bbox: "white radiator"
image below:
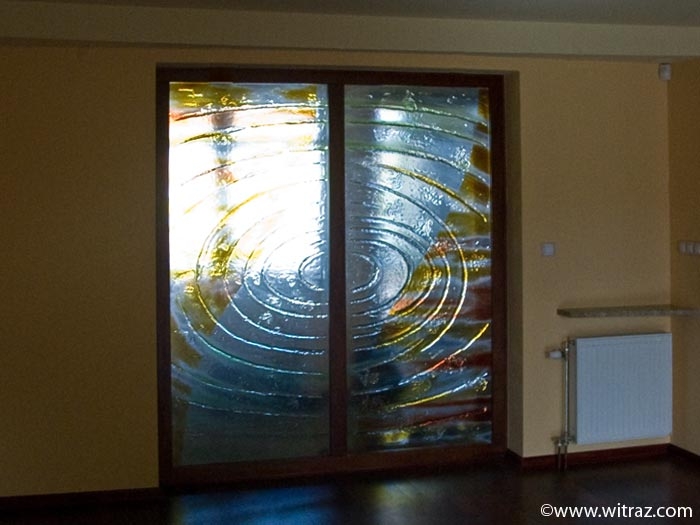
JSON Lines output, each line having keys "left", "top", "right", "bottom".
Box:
{"left": 571, "top": 333, "right": 672, "bottom": 445}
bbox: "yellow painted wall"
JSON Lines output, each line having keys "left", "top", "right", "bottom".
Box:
{"left": 668, "top": 59, "right": 700, "bottom": 457}
{"left": 515, "top": 60, "right": 672, "bottom": 456}
{"left": 0, "top": 43, "right": 672, "bottom": 496}
{"left": 0, "top": 46, "right": 158, "bottom": 496}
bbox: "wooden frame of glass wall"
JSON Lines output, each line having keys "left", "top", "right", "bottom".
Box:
{"left": 156, "top": 67, "right": 507, "bottom": 487}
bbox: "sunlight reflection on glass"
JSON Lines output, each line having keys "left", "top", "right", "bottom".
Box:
{"left": 169, "top": 83, "right": 330, "bottom": 465}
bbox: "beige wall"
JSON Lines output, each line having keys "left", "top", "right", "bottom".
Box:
{"left": 669, "top": 59, "right": 700, "bottom": 457}
{"left": 0, "top": 43, "right": 673, "bottom": 496}
{"left": 516, "top": 60, "right": 672, "bottom": 456}
{"left": 5, "top": 0, "right": 700, "bottom": 58}
{"left": 1, "top": 46, "right": 160, "bottom": 497}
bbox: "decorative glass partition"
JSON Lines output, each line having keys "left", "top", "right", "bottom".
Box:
{"left": 160, "top": 70, "right": 504, "bottom": 477}
{"left": 345, "top": 86, "right": 493, "bottom": 451}
{"left": 168, "top": 83, "right": 330, "bottom": 465}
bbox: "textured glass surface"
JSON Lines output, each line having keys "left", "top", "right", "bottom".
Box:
{"left": 345, "top": 86, "right": 493, "bottom": 451}
{"left": 169, "top": 83, "right": 329, "bottom": 465}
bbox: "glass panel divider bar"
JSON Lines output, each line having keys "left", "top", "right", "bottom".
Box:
{"left": 328, "top": 82, "right": 348, "bottom": 456}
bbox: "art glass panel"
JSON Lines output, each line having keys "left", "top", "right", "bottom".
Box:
{"left": 345, "top": 85, "right": 494, "bottom": 451}
{"left": 168, "top": 83, "right": 330, "bottom": 465}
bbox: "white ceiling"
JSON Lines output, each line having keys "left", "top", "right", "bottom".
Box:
{"left": 34, "top": 0, "right": 700, "bottom": 26}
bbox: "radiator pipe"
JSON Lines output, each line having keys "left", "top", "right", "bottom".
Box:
{"left": 555, "top": 338, "right": 574, "bottom": 470}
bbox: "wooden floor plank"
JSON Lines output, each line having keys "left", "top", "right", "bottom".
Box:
{"left": 1, "top": 455, "right": 698, "bottom": 524}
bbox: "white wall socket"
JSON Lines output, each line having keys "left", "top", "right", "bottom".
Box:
{"left": 677, "top": 240, "right": 700, "bottom": 256}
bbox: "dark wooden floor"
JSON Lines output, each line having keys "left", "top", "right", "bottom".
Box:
{"left": 2, "top": 455, "right": 698, "bottom": 524}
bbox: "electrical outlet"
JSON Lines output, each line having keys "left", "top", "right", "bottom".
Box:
{"left": 677, "top": 240, "right": 700, "bottom": 256}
